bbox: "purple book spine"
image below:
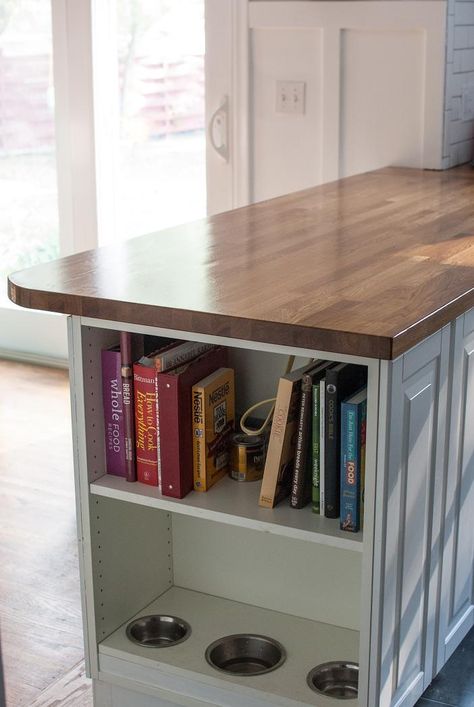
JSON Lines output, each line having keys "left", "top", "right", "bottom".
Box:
{"left": 101, "top": 348, "right": 127, "bottom": 477}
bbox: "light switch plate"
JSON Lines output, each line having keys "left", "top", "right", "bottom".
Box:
{"left": 276, "top": 81, "right": 306, "bottom": 115}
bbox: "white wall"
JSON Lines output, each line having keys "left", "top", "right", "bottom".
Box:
{"left": 340, "top": 29, "right": 425, "bottom": 178}
{"left": 443, "top": 0, "right": 474, "bottom": 166}
{"left": 249, "top": 1, "right": 447, "bottom": 202}
{"left": 252, "top": 26, "right": 323, "bottom": 199}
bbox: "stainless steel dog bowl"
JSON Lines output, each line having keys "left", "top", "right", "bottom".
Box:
{"left": 205, "top": 633, "right": 286, "bottom": 675}
{"left": 126, "top": 615, "right": 191, "bottom": 647}
{"left": 307, "top": 661, "right": 359, "bottom": 699}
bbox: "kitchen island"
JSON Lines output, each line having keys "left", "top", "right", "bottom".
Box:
{"left": 8, "top": 165, "right": 474, "bottom": 707}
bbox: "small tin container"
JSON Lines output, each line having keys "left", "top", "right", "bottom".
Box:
{"left": 230, "top": 433, "right": 266, "bottom": 482}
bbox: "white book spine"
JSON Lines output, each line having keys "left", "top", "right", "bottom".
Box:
{"left": 319, "top": 379, "right": 326, "bottom": 518}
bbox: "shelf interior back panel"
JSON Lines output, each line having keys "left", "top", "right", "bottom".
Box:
{"left": 172, "top": 514, "right": 361, "bottom": 629}
{"left": 99, "top": 586, "right": 359, "bottom": 707}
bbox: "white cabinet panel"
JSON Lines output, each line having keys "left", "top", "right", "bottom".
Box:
{"left": 437, "top": 310, "right": 474, "bottom": 668}
{"left": 251, "top": 27, "right": 323, "bottom": 202}
{"left": 376, "top": 327, "right": 450, "bottom": 707}
{"left": 249, "top": 2, "right": 446, "bottom": 200}
{"left": 340, "top": 29, "right": 425, "bottom": 177}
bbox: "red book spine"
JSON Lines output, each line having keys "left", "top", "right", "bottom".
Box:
{"left": 158, "top": 347, "right": 227, "bottom": 499}
{"left": 133, "top": 362, "right": 159, "bottom": 486}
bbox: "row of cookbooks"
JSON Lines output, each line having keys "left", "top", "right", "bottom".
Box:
{"left": 101, "top": 334, "right": 367, "bottom": 532}
{"left": 101, "top": 333, "right": 236, "bottom": 499}
{"left": 258, "top": 359, "right": 367, "bottom": 533}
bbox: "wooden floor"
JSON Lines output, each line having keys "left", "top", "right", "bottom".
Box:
{"left": 0, "top": 360, "right": 91, "bottom": 706}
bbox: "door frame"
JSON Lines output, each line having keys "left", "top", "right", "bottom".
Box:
{"left": 2, "top": 0, "right": 101, "bottom": 362}
{"left": 205, "top": 0, "right": 250, "bottom": 215}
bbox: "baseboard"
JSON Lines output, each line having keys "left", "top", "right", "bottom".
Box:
{"left": 0, "top": 348, "right": 68, "bottom": 369}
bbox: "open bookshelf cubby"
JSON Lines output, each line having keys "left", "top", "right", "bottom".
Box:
{"left": 91, "top": 492, "right": 362, "bottom": 706}
{"left": 78, "top": 321, "right": 369, "bottom": 706}
{"left": 99, "top": 587, "right": 359, "bottom": 707}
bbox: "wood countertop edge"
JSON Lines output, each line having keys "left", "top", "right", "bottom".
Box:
{"left": 390, "top": 288, "right": 474, "bottom": 359}
{"left": 8, "top": 275, "right": 392, "bottom": 360}
{"left": 9, "top": 276, "right": 474, "bottom": 362}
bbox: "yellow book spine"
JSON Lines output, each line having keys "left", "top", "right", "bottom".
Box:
{"left": 192, "top": 386, "right": 207, "bottom": 491}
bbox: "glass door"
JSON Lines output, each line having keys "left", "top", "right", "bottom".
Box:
{"left": 2, "top": 0, "right": 245, "bottom": 360}
{"left": 0, "top": 0, "right": 69, "bottom": 362}
{"left": 95, "top": 0, "right": 244, "bottom": 247}
{"left": 0, "top": 0, "right": 59, "bottom": 303}
{"left": 114, "top": 0, "right": 206, "bottom": 240}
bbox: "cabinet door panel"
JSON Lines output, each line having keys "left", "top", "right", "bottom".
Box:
{"left": 376, "top": 327, "right": 450, "bottom": 707}
{"left": 438, "top": 311, "right": 474, "bottom": 667}
{"left": 397, "top": 369, "right": 437, "bottom": 690}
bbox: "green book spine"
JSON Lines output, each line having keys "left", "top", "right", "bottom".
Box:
{"left": 312, "top": 383, "right": 320, "bottom": 513}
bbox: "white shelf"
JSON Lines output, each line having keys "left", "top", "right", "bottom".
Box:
{"left": 90, "top": 474, "right": 363, "bottom": 552}
{"left": 99, "top": 586, "right": 359, "bottom": 707}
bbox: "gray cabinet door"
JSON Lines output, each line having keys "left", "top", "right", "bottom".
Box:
{"left": 374, "top": 326, "right": 450, "bottom": 707}
{"left": 437, "top": 309, "right": 474, "bottom": 670}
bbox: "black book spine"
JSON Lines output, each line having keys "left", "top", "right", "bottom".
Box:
{"left": 324, "top": 368, "right": 340, "bottom": 518}
{"left": 290, "top": 374, "right": 313, "bottom": 508}
{"left": 120, "top": 331, "right": 137, "bottom": 483}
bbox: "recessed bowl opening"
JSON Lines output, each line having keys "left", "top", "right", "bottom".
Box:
{"left": 126, "top": 614, "right": 191, "bottom": 648}
{"left": 205, "top": 633, "right": 286, "bottom": 676}
{"left": 307, "top": 661, "right": 359, "bottom": 700}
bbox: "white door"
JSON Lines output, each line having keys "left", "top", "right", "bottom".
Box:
{"left": 1, "top": 0, "right": 245, "bottom": 361}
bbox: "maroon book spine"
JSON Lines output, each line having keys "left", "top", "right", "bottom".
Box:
{"left": 101, "top": 347, "right": 127, "bottom": 477}
{"left": 120, "top": 332, "right": 137, "bottom": 482}
{"left": 133, "top": 361, "right": 159, "bottom": 486}
{"left": 158, "top": 347, "right": 227, "bottom": 499}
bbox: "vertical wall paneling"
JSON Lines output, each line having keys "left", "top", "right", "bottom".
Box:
{"left": 322, "top": 27, "right": 341, "bottom": 183}
{"left": 376, "top": 327, "right": 450, "bottom": 707}
{"left": 437, "top": 309, "right": 474, "bottom": 669}
{"left": 249, "top": 2, "right": 446, "bottom": 202}
{"left": 443, "top": 0, "right": 474, "bottom": 168}
{"left": 340, "top": 29, "right": 425, "bottom": 177}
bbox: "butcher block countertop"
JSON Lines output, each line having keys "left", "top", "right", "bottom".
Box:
{"left": 8, "top": 165, "right": 474, "bottom": 360}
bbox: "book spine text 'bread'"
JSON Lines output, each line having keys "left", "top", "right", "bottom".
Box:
{"left": 120, "top": 332, "right": 137, "bottom": 482}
